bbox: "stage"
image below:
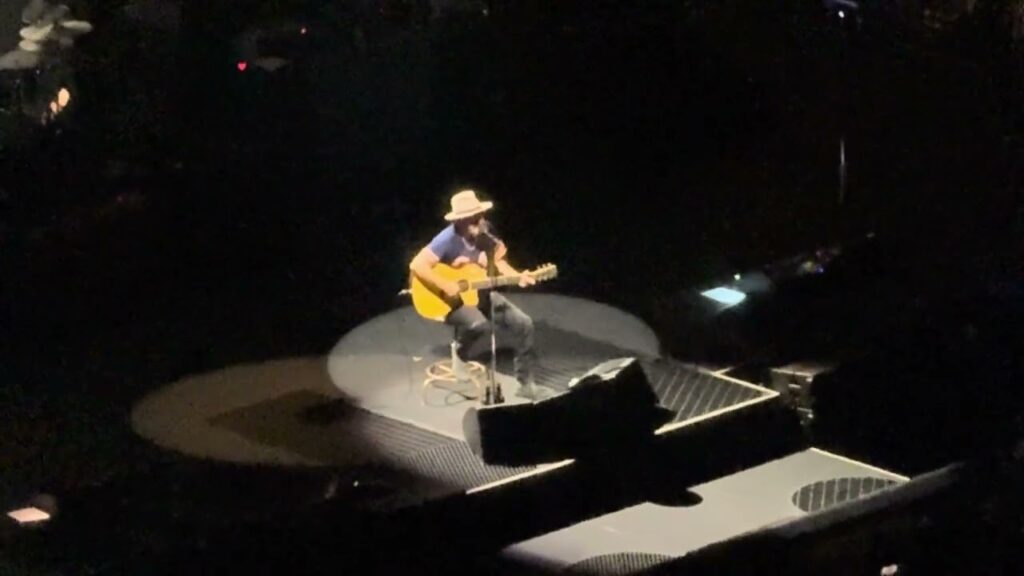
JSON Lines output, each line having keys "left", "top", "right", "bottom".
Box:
{"left": 500, "top": 447, "right": 909, "bottom": 573}
{"left": 122, "top": 291, "right": 920, "bottom": 571}
{"left": 131, "top": 293, "right": 779, "bottom": 503}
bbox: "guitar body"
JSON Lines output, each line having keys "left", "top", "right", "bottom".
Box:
{"left": 409, "top": 263, "right": 485, "bottom": 321}
{"left": 408, "top": 261, "right": 558, "bottom": 321}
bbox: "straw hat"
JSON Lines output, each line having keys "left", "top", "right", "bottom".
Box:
{"left": 444, "top": 190, "right": 493, "bottom": 222}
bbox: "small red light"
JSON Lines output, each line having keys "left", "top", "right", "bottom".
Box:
{"left": 237, "top": 61, "right": 248, "bottom": 72}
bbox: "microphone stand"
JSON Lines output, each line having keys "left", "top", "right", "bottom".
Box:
{"left": 482, "top": 238, "right": 504, "bottom": 405}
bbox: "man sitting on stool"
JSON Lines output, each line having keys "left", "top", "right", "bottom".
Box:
{"left": 409, "top": 190, "right": 556, "bottom": 401}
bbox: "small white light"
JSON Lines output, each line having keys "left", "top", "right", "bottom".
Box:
{"left": 7, "top": 507, "right": 50, "bottom": 525}
{"left": 838, "top": 10, "right": 846, "bottom": 18}
{"left": 880, "top": 565, "right": 899, "bottom": 576}
{"left": 733, "top": 273, "right": 741, "bottom": 281}
{"left": 701, "top": 287, "right": 746, "bottom": 306}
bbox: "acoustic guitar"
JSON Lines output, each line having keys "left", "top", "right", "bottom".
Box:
{"left": 408, "top": 262, "right": 558, "bottom": 320}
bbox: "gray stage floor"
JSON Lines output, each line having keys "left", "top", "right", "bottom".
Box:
{"left": 127, "top": 293, "right": 910, "bottom": 557}
{"left": 325, "top": 293, "right": 771, "bottom": 440}
{"left": 130, "top": 294, "right": 779, "bottom": 501}
{"left": 501, "top": 448, "right": 910, "bottom": 573}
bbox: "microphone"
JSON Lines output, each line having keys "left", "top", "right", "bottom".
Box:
{"left": 475, "top": 221, "right": 499, "bottom": 251}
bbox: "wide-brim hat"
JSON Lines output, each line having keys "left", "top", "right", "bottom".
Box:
{"left": 444, "top": 189, "right": 493, "bottom": 222}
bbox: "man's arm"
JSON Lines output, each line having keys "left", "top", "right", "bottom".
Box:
{"left": 410, "top": 247, "right": 460, "bottom": 297}
{"left": 492, "top": 241, "right": 515, "bottom": 274}
{"left": 492, "top": 241, "right": 535, "bottom": 285}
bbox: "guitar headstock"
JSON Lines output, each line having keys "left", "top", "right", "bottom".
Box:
{"left": 529, "top": 263, "right": 559, "bottom": 282}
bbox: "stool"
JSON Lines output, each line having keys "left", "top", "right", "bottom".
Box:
{"left": 423, "top": 329, "right": 486, "bottom": 397}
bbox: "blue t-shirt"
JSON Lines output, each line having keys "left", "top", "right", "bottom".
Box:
{"left": 427, "top": 223, "right": 499, "bottom": 266}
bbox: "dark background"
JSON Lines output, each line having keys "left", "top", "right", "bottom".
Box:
{"left": 1, "top": 0, "right": 1023, "bottom": 571}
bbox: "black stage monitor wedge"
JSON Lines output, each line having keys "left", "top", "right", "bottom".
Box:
{"left": 462, "top": 358, "right": 674, "bottom": 466}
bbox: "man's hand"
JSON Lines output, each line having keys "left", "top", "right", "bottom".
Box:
{"left": 518, "top": 271, "right": 536, "bottom": 288}
{"left": 441, "top": 280, "right": 462, "bottom": 299}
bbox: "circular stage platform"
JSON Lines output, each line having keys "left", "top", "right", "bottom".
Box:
{"left": 131, "top": 293, "right": 661, "bottom": 468}
{"left": 326, "top": 293, "right": 661, "bottom": 438}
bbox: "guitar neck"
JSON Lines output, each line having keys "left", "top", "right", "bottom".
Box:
{"left": 468, "top": 274, "right": 523, "bottom": 291}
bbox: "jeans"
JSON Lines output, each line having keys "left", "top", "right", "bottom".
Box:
{"left": 445, "top": 292, "right": 536, "bottom": 385}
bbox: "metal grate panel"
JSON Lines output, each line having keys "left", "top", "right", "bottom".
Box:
{"left": 399, "top": 441, "right": 537, "bottom": 491}
{"left": 535, "top": 355, "right": 614, "bottom": 391}
{"left": 564, "top": 553, "right": 674, "bottom": 575}
{"left": 341, "top": 409, "right": 458, "bottom": 458}
{"left": 639, "top": 359, "right": 769, "bottom": 423}
{"left": 792, "top": 476, "right": 899, "bottom": 513}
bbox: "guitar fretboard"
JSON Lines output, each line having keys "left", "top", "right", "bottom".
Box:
{"left": 469, "top": 275, "right": 522, "bottom": 290}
